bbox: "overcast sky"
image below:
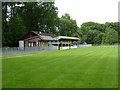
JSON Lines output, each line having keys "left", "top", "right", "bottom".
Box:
{"left": 55, "top": 0, "right": 119, "bottom": 27}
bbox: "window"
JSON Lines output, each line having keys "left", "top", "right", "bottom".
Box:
{"left": 41, "top": 42, "right": 43, "bottom": 46}
{"left": 44, "top": 42, "right": 46, "bottom": 46}
{"left": 28, "top": 43, "right": 31, "bottom": 47}
{"left": 31, "top": 43, "right": 33, "bottom": 47}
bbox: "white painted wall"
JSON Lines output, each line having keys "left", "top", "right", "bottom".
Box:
{"left": 63, "top": 46, "right": 69, "bottom": 50}
{"left": 19, "top": 41, "right": 24, "bottom": 47}
{"left": 60, "top": 46, "right": 77, "bottom": 50}
{"left": 71, "top": 46, "right": 77, "bottom": 49}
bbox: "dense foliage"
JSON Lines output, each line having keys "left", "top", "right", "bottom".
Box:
{"left": 2, "top": 2, "right": 119, "bottom": 47}
{"left": 80, "top": 22, "right": 118, "bottom": 44}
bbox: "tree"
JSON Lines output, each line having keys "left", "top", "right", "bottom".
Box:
{"left": 4, "top": 17, "right": 27, "bottom": 47}
{"left": 80, "top": 35, "right": 87, "bottom": 44}
{"left": 2, "top": 2, "right": 59, "bottom": 47}
{"left": 94, "top": 33, "right": 105, "bottom": 44}
{"left": 2, "top": 2, "right": 119, "bottom": 47}
{"left": 79, "top": 22, "right": 105, "bottom": 44}
{"left": 80, "top": 22, "right": 105, "bottom": 34}
{"left": 105, "top": 22, "right": 118, "bottom": 32}
{"left": 59, "top": 13, "right": 78, "bottom": 37}
{"left": 86, "top": 30, "right": 100, "bottom": 44}
{"left": 2, "top": 2, "right": 9, "bottom": 46}
{"left": 102, "top": 27, "right": 118, "bottom": 44}
{"left": 17, "top": 2, "right": 59, "bottom": 34}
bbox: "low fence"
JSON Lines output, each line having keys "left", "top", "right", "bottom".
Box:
{"left": 92, "top": 44, "right": 118, "bottom": 46}
{"left": 2, "top": 46, "right": 58, "bottom": 56}
{"left": 78, "top": 44, "right": 92, "bottom": 47}
{"left": 78, "top": 44, "right": 118, "bottom": 47}
{"left": 1, "top": 44, "right": 119, "bottom": 56}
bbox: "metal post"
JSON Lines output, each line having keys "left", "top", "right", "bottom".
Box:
{"left": 46, "top": 41, "right": 48, "bottom": 47}
{"left": 58, "top": 40, "right": 59, "bottom": 50}
{"left": 75, "top": 41, "right": 76, "bottom": 46}
{"left": 68, "top": 40, "right": 69, "bottom": 47}
{"left": 43, "top": 42, "right": 44, "bottom": 47}
{"left": 76, "top": 41, "right": 77, "bottom": 46}
{"left": 70, "top": 40, "right": 71, "bottom": 48}
{"left": 65, "top": 40, "right": 66, "bottom": 47}
{"left": 77, "top": 41, "right": 78, "bottom": 48}
{"left": 61, "top": 40, "right": 63, "bottom": 50}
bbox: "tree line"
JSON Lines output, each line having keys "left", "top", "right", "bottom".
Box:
{"left": 2, "top": 2, "right": 119, "bottom": 47}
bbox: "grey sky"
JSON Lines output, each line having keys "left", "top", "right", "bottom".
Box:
{"left": 55, "top": 0, "right": 119, "bottom": 27}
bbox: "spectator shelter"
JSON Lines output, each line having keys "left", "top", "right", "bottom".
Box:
{"left": 19, "top": 31, "right": 80, "bottom": 50}
{"left": 50, "top": 36, "right": 80, "bottom": 50}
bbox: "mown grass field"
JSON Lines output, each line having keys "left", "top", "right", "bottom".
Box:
{"left": 2, "top": 46, "right": 118, "bottom": 88}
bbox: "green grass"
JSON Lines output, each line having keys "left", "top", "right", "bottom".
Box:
{"left": 2, "top": 46, "right": 118, "bottom": 88}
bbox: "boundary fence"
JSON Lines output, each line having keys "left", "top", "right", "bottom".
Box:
{"left": 1, "top": 44, "right": 118, "bottom": 56}
{"left": 79, "top": 44, "right": 118, "bottom": 47}
{"left": 1, "top": 46, "right": 58, "bottom": 56}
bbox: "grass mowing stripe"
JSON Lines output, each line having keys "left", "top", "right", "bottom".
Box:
{"left": 2, "top": 46, "right": 118, "bottom": 88}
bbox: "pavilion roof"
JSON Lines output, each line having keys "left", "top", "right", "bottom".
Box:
{"left": 56, "top": 36, "right": 80, "bottom": 40}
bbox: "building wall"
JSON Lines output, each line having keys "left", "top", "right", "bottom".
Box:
{"left": 25, "top": 37, "right": 41, "bottom": 47}
{"left": 39, "top": 41, "right": 48, "bottom": 47}
{"left": 24, "top": 37, "right": 49, "bottom": 47}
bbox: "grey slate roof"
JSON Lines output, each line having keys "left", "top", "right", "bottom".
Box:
{"left": 39, "top": 35, "right": 56, "bottom": 41}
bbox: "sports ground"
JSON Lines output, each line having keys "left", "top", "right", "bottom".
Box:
{"left": 2, "top": 46, "right": 118, "bottom": 88}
